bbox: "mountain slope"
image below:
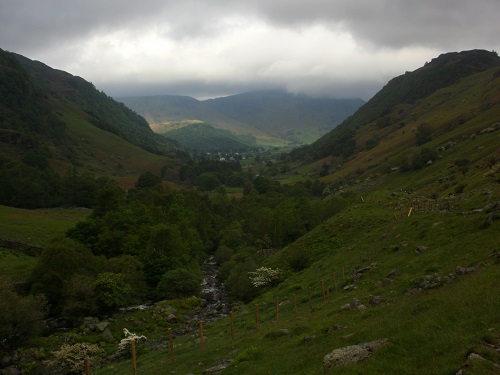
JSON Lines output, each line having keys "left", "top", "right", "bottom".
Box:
{"left": 119, "top": 91, "right": 364, "bottom": 146}
{"left": 294, "top": 49, "right": 500, "bottom": 161}
{"left": 0, "top": 48, "right": 182, "bottom": 207}
{"left": 14, "top": 53, "right": 174, "bottom": 156}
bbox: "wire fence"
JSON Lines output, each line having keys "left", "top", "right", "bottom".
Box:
{"left": 76, "top": 197, "right": 453, "bottom": 374}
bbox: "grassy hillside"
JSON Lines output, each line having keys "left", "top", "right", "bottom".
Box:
{"left": 90, "top": 188, "right": 498, "bottom": 375}
{"left": 162, "top": 122, "right": 256, "bottom": 152}
{"left": 0, "top": 48, "right": 184, "bottom": 207}
{"left": 14, "top": 53, "right": 175, "bottom": 156}
{"left": 295, "top": 49, "right": 500, "bottom": 161}
{"left": 1, "top": 49, "right": 498, "bottom": 374}
{"left": 119, "top": 91, "right": 364, "bottom": 146}
{"left": 86, "top": 51, "right": 499, "bottom": 374}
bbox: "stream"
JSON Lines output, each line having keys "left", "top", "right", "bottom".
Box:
{"left": 198, "top": 256, "right": 230, "bottom": 323}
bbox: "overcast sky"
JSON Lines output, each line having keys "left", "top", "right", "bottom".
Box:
{"left": 1, "top": 1, "right": 499, "bottom": 100}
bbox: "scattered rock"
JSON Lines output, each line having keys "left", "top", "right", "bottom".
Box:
{"left": 165, "top": 314, "right": 178, "bottom": 323}
{"left": 94, "top": 321, "right": 109, "bottom": 332}
{"left": 340, "top": 304, "right": 351, "bottom": 310}
{"left": 416, "top": 274, "right": 442, "bottom": 290}
{"left": 456, "top": 266, "right": 476, "bottom": 275}
{"left": 415, "top": 245, "right": 428, "bottom": 254}
{"left": 328, "top": 324, "right": 347, "bottom": 332}
{"left": 386, "top": 269, "right": 399, "bottom": 279}
{"left": 203, "top": 359, "right": 233, "bottom": 374}
{"left": 369, "top": 296, "right": 385, "bottom": 306}
{"left": 405, "top": 288, "right": 422, "bottom": 296}
{"left": 343, "top": 284, "right": 357, "bottom": 291}
{"left": 357, "top": 304, "right": 367, "bottom": 312}
{"left": 323, "top": 339, "right": 388, "bottom": 370}
{"left": 349, "top": 298, "right": 361, "bottom": 308}
{"left": 102, "top": 327, "right": 115, "bottom": 342}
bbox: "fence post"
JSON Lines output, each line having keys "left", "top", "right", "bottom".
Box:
{"left": 230, "top": 311, "right": 235, "bottom": 340}
{"left": 199, "top": 321, "right": 204, "bottom": 352}
{"left": 255, "top": 304, "right": 259, "bottom": 332}
{"left": 276, "top": 297, "right": 279, "bottom": 322}
{"left": 168, "top": 328, "right": 175, "bottom": 364}
{"left": 84, "top": 356, "right": 90, "bottom": 375}
{"left": 131, "top": 339, "right": 137, "bottom": 375}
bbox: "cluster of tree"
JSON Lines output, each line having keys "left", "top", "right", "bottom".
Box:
{"left": 179, "top": 158, "right": 247, "bottom": 190}
{"left": 22, "top": 172, "right": 351, "bottom": 323}
{"left": 0, "top": 157, "right": 111, "bottom": 208}
{"left": 163, "top": 122, "right": 255, "bottom": 152}
{"left": 0, "top": 48, "right": 65, "bottom": 140}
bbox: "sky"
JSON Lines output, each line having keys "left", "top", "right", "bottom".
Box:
{"left": 1, "top": 0, "right": 499, "bottom": 100}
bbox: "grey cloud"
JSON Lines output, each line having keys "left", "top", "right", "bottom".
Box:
{"left": 3, "top": 0, "right": 499, "bottom": 53}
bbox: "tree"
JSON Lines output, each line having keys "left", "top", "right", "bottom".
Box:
{"left": 29, "top": 238, "right": 102, "bottom": 312}
{"left": 196, "top": 172, "right": 221, "bottom": 191}
{"left": 156, "top": 268, "right": 202, "bottom": 299}
{"left": 94, "top": 272, "right": 131, "bottom": 312}
{"left": 0, "top": 277, "right": 48, "bottom": 348}
{"left": 454, "top": 158, "right": 470, "bottom": 178}
{"left": 135, "top": 171, "right": 161, "bottom": 189}
{"left": 92, "top": 181, "right": 125, "bottom": 217}
{"left": 415, "top": 123, "right": 432, "bottom": 145}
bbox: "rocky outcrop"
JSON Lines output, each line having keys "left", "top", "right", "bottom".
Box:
{"left": 323, "top": 339, "right": 388, "bottom": 370}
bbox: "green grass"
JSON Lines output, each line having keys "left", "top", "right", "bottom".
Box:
{"left": 0, "top": 248, "right": 37, "bottom": 281}
{"left": 0, "top": 205, "right": 90, "bottom": 246}
{"left": 90, "top": 188, "right": 499, "bottom": 374}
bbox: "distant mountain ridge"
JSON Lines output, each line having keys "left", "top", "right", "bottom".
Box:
{"left": 118, "top": 90, "right": 364, "bottom": 146}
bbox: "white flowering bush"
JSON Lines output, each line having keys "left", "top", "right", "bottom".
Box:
{"left": 46, "top": 342, "right": 103, "bottom": 374}
{"left": 248, "top": 267, "right": 282, "bottom": 287}
{"left": 118, "top": 328, "right": 147, "bottom": 350}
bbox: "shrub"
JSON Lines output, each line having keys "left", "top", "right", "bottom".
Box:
{"left": 156, "top": 268, "right": 202, "bottom": 299}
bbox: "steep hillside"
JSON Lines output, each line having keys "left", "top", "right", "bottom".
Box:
{"left": 0, "top": 48, "right": 182, "bottom": 207}
{"left": 295, "top": 49, "right": 500, "bottom": 161}
{"left": 119, "top": 90, "right": 364, "bottom": 146}
{"left": 14, "top": 53, "right": 174, "bottom": 156}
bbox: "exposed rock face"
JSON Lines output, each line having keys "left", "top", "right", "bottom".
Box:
{"left": 323, "top": 339, "right": 388, "bottom": 370}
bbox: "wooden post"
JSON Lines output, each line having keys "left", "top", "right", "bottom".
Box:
{"left": 321, "top": 280, "right": 325, "bottom": 300}
{"left": 168, "top": 328, "right": 175, "bottom": 364}
{"left": 255, "top": 304, "right": 259, "bottom": 332}
{"left": 131, "top": 339, "right": 137, "bottom": 375}
{"left": 276, "top": 296, "right": 279, "bottom": 321}
{"left": 84, "top": 357, "right": 90, "bottom": 375}
{"left": 408, "top": 207, "right": 413, "bottom": 217}
{"left": 309, "top": 287, "right": 313, "bottom": 312}
{"left": 230, "top": 311, "right": 235, "bottom": 340}
{"left": 294, "top": 294, "right": 298, "bottom": 320}
{"left": 199, "top": 321, "right": 204, "bottom": 352}
{"left": 332, "top": 272, "right": 337, "bottom": 291}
